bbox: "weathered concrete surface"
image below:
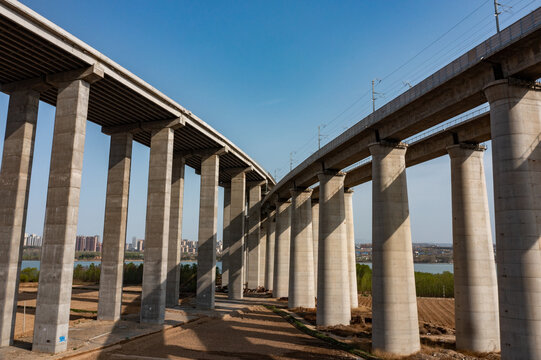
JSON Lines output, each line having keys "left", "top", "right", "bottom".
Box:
{"left": 273, "top": 200, "right": 291, "bottom": 299}
{"left": 140, "top": 127, "right": 174, "bottom": 324}
{"left": 369, "top": 142, "right": 420, "bottom": 356}
{"left": 98, "top": 133, "right": 133, "bottom": 321}
{"left": 0, "top": 90, "right": 39, "bottom": 347}
{"left": 447, "top": 144, "right": 500, "bottom": 353}
{"left": 166, "top": 154, "right": 185, "bottom": 307}
{"left": 229, "top": 171, "right": 246, "bottom": 300}
{"left": 247, "top": 182, "right": 262, "bottom": 289}
{"left": 221, "top": 184, "right": 231, "bottom": 288}
{"left": 259, "top": 216, "right": 267, "bottom": 287}
{"left": 33, "top": 80, "right": 90, "bottom": 353}
{"left": 311, "top": 200, "right": 319, "bottom": 293}
{"left": 484, "top": 79, "right": 541, "bottom": 359}
{"left": 196, "top": 155, "right": 220, "bottom": 310}
{"left": 288, "top": 188, "right": 315, "bottom": 309}
{"left": 264, "top": 210, "right": 276, "bottom": 291}
{"left": 344, "top": 189, "right": 358, "bottom": 309}
{"left": 316, "top": 171, "right": 350, "bottom": 326}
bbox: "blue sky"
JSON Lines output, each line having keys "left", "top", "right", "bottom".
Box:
{"left": 0, "top": 0, "right": 538, "bottom": 244}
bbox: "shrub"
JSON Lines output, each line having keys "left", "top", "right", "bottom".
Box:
{"left": 20, "top": 267, "right": 39, "bottom": 282}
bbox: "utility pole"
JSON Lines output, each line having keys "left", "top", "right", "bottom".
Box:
{"left": 372, "top": 79, "right": 382, "bottom": 113}
{"left": 318, "top": 124, "right": 326, "bottom": 149}
{"left": 494, "top": 0, "right": 501, "bottom": 33}
{"left": 289, "top": 152, "right": 295, "bottom": 171}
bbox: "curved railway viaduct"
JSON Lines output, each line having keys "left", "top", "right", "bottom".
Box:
{"left": 1, "top": 1, "right": 541, "bottom": 360}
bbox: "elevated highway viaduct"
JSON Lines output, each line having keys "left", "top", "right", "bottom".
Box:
{"left": 259, "top": 6, "right": 541, "bottom": 359}
{"left": 0, "top": 0, "right": 274, "bottom": 354}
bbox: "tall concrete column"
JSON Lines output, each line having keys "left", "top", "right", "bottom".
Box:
{"left": 97, "top": 132, "right": 133, "bottom": 321}
{"left": 484, "top": 79, "right": 541, "bottom": 359}
{"left": 229, "top": 170, "right": 246, "bottom": 299}
{"left": 273, "top": 199, "right": 291, "bottom": 298}
{"left": 140, "top": 127, "right": 174, "bottom": 324}
{"left": 264, "top": 209, "right": 276, "bottom": 290}
{"left": 311, "top": 200, "right": 319, "bottom": 294}
{"left": 316, "top": 171, "right": 350, "bottom": 326}
{"left": 221, "top": 184, "right": 231, "bottom": 288}
{"left": 288, "top": 188, "right": 315, "bottom": 309}
{"left": 259, "top": 216, "right": 267, "bottom": 286}
{"left": 369, "top": 142, "right": 420, "bottom": 356}
{"left": 33, "top": 79, "right": 92, "bottom": 353}
{"left": 0, "top": 90, "right": 39, "bottom": 347}
{"left": 196, "top": 154, "right": 220, "bottom": 309}
{"left": 447, "top": 144, "right": 499, "bottom": 353}
{"left": 247, "top": 182, "right": 262, "bottom": 289}
{"left": 344, "top": 189, "right": 358, "bottom": 309}
{"left": 166, "top": 154, "right": 185, "bottom": 307}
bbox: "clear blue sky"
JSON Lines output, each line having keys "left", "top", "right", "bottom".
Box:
{"left": 0, "top": 0, "right": 538, "bottom": 244}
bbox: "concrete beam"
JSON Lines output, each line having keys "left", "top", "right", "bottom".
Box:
{"left": 101, "top": 117, "right": 186, "bottom": 135}
{"left": 98, "top": 132, "right": 133, "bottom": 321}
{"left": 0, "top": 90, "right": 39, "bottom": 347}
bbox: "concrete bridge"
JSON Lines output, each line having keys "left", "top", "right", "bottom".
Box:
{"left": 1, "top": 1, "right": 541, "bottom": 359}
{"left": 257, "top": 6, "right": 541, "bottom": 360}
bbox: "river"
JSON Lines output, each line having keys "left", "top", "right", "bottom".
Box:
{"left": 21, "top": 260, "right": 452, "bottom": 274}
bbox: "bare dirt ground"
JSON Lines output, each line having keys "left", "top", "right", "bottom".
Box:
{"left": 14, "top": 283, "right": 141, "bottom": 340}
{"left": 73, "top": 305, "right": 356, "bottom": 360}
{"left": 295, "top": 295, "right": 499, "bottom": 360}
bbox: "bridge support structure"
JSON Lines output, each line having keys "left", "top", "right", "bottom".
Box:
{"left": 221, "top": 184, "right": 231, "bottom": 288}
{"left": 273, "top": 199, "right": 291, "bottom": 299}
{"left": 264, "top": 209, "right": 276, "bottom": 291}
{"left": 229, "top": 170, "right": 247, "bottom": 300}
{"left": 98, "top": 132, "right": 133, "bottom": 321}
{"left": 288, "top": 188, "right": 315, "bottom": 309}
{"left": 316, "top": 170, "right": 350, "bottom": 326}
{"left": 247, "top": 182, "right": 263, "bottom": 289}
{"left": 311, "top": 200, "right": 319, "bottom": 293}
{"left": 369, "top": 142, "right": 420, "bottom": 356}
{"left": 484, "top": 79, "right": 541, "bottom": 359}
{"left": 0, "top": 89, "right": 39, "bottom": 347}
{"left": 447, "top": 143, "right": 500, "bottom": 352}
{"left": 344, "top": 188, "right": 358, "bottom": 309}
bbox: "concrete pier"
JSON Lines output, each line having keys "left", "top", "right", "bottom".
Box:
{"left": 484, "top": 79, "right": 541, "bottom": 359}
{"left": 166, "top": 154, "right": 185, "bottom": 307}
{"left": 0, "top": 90, "right": 39, "bottom": 347}
{"left": 196, "top": 154, "right": 220, "bottom": 309}
{"left": 221, "top": 184, "right": 231, "bottom": 288}
{"left": 316, "top": 171, "right": 350, "bottom": 326}
{"left": 288, "top": 188, "right": 315, "bottom": 309}
{"left": 344, "top": 189, "right": 358, "bottom": 309}
{"left": 98, "top": 132, "right": 133, "bottom": 321}
{"left": 247, "top": 182, "right": 263, "bottom": 289}
{"left": 311, "top": 200, "right": 319, "bottom": 293}
{"left": 264, "top": 210, "right": 276, "bottom": 290}
{"left": 369, "top": 142, "right": 420, "bottom": 356}
{"left": 229, "top": 170, "right": 246, "bottom": 299}
{"left": 259, "top": 216, "right": 267, "bottom": 287}
{"left": 33, "top": 79, "right": 91, "bottom": 353}
{"left": 447, "top": 144, "right": 499, "bottom": 353}
{"left": 273, "top": 199, "right": 291, "bottom": 299}
{"left": 140, "top": 127, "right": 174, "bottom": 324}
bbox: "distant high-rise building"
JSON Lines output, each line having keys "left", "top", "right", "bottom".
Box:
{"left": 137, "top": 239, "right": 144, "bottom": 252}
{"left": 75, "top": 235, "right": 100, "bottom": 252}
{"left": 24, "top": 233, "right": 42, "bottom": 247}
{"left": 132, "top": 236, "right": 137, "bottom": 250}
